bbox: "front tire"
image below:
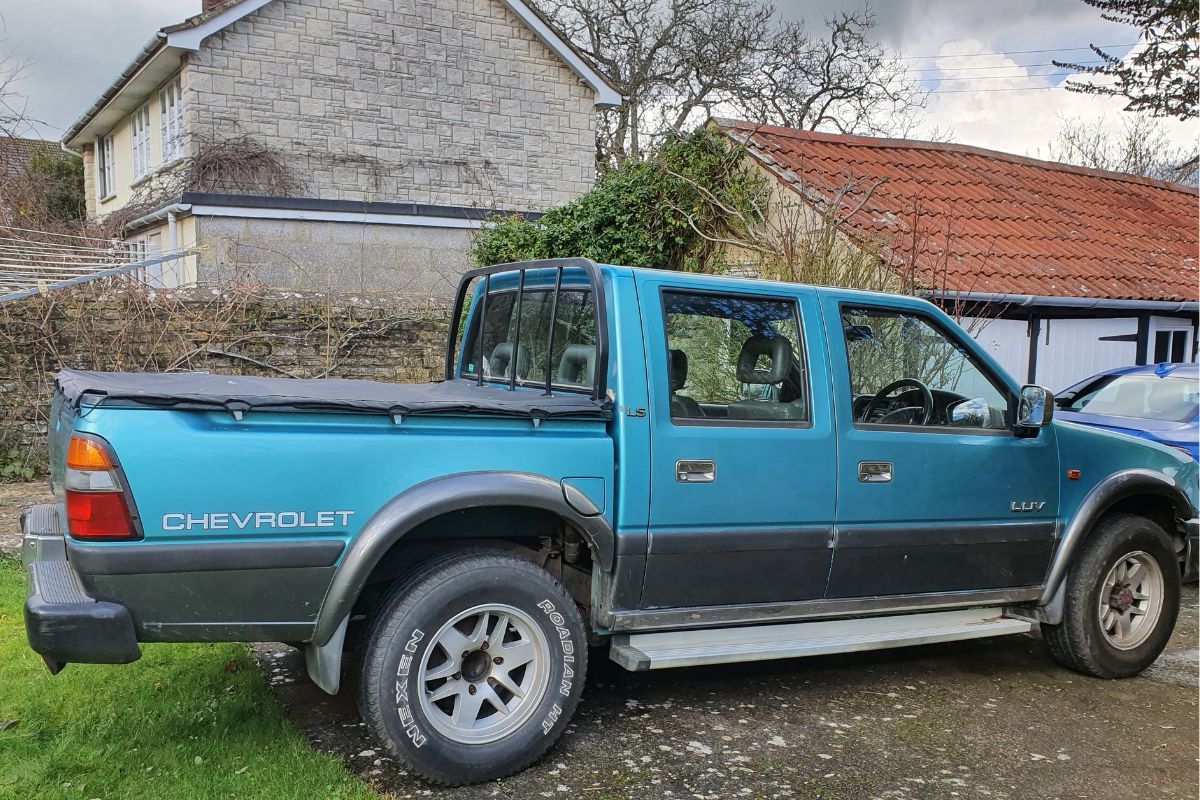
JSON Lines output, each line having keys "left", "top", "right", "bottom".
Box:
{"left": 358, "top": 548, "right": 587, "bottom": 785}
{"left": 1043, "top": 513, "right": 1180, "bottom": 678}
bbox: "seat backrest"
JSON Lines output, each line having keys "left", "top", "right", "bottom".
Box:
{"left": 557, "top": 344, "right": 595, "bottom": 387}
{"left": 727, "top": 335, "right": 800, "bottom": 420}
{"left": 669, "top": 348, "right": 689, "bottom": 391}
{"left": 490, "top": 342, "right": 530, "bottom": 380}
{"left": 736, "top": 335, "right": 792, "bottom": 386}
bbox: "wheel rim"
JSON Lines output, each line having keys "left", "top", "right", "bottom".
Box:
{"left": 417, "top": 603, "right": 551, "bottom": 744}
{"left": 1097, "top": 550, "right": 1165, "bottom": 651}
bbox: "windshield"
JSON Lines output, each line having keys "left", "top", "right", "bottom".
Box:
{"left": 1066, "top": 374, "right": 1198, "bottom": 423}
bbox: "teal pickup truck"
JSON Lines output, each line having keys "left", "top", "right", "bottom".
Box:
{"left": 22, "top": 259, "right": 1199, "bottom": 784}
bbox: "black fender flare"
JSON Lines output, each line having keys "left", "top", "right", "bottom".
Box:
{"left": 311, "top": 471, "right": 614, "bottom": 645}
{"left": 1038, "top": 468, "right": 1193, "bottom": 607}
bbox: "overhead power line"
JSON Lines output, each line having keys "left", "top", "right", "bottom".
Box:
{"left": 895, "top": 43, "right": 1138, "bottom": 61}
{"left": 900, "top": 59, "right": 1107, "bottom": 74}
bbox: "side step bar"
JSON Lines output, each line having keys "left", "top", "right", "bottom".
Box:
{"left": 608, "top": 608, "right": 1031, "bottom": 671}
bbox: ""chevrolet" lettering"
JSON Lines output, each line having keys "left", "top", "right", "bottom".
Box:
{"left": 161, "top": 510, "right": 354, "bottom": 531}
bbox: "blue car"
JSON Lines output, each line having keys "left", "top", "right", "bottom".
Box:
{"left": 1056, "top": 363, "right": 1199, "bottom": 461}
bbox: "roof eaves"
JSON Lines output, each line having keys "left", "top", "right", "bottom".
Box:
{"left": 60, "top": 33, "right": 167, "bottom": 149}
{"left": 501, "top": 0, "right": 623, "bottom": 108}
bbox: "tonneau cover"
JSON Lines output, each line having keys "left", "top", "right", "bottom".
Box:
{"left": 54, "top": 369, "right": 611, "bottom": 420}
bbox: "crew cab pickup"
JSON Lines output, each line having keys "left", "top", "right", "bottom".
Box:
{"left": 22, "top": 258, "right": 1200, "bottom": 785}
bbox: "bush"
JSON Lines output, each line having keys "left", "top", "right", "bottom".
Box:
{"left": 471, "top": 127, "right": 766, "bottom": 271}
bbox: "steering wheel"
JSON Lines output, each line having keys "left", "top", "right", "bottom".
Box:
{"left": 862, "top": 378, "right": 934, "bottom": 425}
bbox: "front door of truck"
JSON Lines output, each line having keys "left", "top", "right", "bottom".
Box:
{"left": 638, "top": 276, "right": 837, "bottom": 609}
{"left": 825, "top": 298, "right": 1060, "bottom": 598}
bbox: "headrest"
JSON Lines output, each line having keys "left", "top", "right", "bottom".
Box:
{"left": 736, "top": 336, "right": 792, "bottom": 384}
{"left": 669, "top": 349, "right": 688, "bottom": 392}
{"left": 557, "top": 344, "right": 595, "bottom": 387}
{"left": 490, "top": 342, "right": 529, "bottom": 380}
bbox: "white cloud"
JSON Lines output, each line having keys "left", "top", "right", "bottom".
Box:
{"left": 917, "top": 38, "right": 1198, "bottom": 160}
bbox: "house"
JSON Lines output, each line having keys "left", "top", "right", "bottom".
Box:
{"left": 60, "top": 0, "right": 619, "bottom": 295}
{"left": 716, "top": 119, "right": 1199, "bottom": 391}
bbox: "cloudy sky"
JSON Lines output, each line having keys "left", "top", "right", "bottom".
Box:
{"left": 0, "top": 0, "right": 1194, "bottom": 158}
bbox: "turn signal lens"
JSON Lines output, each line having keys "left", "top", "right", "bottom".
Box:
{"left": 65, "top": 489, "right": 134, "bottom": 539}
{"left": 67, "top": 436, "right": 113, "bottom": 470}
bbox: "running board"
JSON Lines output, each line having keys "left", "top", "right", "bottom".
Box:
{"left": 608, "top": 607, "right": 1031, "bottom": 671}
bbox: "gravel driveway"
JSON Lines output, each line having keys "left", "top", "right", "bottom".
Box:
{"left": 4, "top": 483, "right": 1195, "bottom": 799}
{"left": 257, "top": 589, "right": 1198, "bottom": 800}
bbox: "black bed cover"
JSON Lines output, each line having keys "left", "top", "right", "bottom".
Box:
{"left": 54, "top": 369, "right": 611, "bottom": 421}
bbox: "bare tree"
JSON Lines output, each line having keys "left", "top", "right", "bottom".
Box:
{"left": 541, "top": 0, "right": 924, "bottom": 169}
{"left": 0, "top": 44, "right": 32, "bottom": 138}
{"left": 1043, "top": 114, "right": 1198, "bottom": 185}
{"left": 1055, "top": 0, "right": 1198, "bottom": 121}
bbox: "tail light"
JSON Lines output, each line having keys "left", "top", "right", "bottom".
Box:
{"left": 65, "top": 434, "right": 139, "bottom": 540}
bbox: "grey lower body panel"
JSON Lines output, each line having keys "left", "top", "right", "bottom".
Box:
{"left": 827, "top": 522, "right": 1057, "bottom": 597}
{"left": 23, "top": 503, "right": 329, "bottom": 647}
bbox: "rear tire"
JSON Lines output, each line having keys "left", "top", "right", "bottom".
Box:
{"left": 1043, "top": 513, "right": 1180, "bottom": 678}
{"left": 358, "top": 548, "right": 587, "bottom": 785}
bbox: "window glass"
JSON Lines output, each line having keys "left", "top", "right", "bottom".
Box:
{"left": 1067, "top": 374, "right": 1197, "bottom": 423}
{"left": 841, "top": 306, "right": 1008, "bottom": 429}
{"left": 159, "top": 77, "right": 184, "bottom": 163}
{"left": 459, "top": 285, "right": 596, "bottom": 390}
{"left": 662, "top": 291, "right": 807, "bottom": 423}
{"left": 95, "top": 135, "right": 115, "bottom": 199}
{"left": 130, "top": 104, "right": 152, "bottom": 180}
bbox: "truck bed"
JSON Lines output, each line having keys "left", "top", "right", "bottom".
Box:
{"left": 54, "top": 369, "right": 611, "bottom": 420}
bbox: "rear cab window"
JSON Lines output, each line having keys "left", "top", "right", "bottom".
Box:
{"left": 459, "top": 280, "right": 597, "bottom": 391}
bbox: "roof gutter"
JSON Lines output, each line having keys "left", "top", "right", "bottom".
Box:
{"left": 126, "top": 201, "right": 192, "bottom": 232}
{"left": 930, "top": 291, "right": 1199, "bottom": 314}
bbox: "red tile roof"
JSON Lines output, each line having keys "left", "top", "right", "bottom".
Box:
{"left": 715, "top": 119, "right": 1199, "bottom": 303}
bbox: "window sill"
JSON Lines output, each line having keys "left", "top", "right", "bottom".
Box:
{"left": 97, "top": 193, "right": 117, "bottom": 205}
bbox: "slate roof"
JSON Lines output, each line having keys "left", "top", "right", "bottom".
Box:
{"left": 716, "top": 119, "right": 1199, "bottom": 303}
{"left": 0, "top": 136, "right": 59, "bottom": 183}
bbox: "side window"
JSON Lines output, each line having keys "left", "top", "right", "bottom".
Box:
{"left": 662, "top": 291, "right": 808, "bottom": 423}
{"left": 841, "top": 306, "right": 1008, "bottom": 430}
{"left": 459, "top": 286, "right": 596, "bottom": 390}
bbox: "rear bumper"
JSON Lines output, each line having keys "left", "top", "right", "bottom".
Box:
{"left": 1184, "top": 518, "right": 1199, "bottom": 584}
{"left": 21, "top": 504, "right": 140, "bottom": 671}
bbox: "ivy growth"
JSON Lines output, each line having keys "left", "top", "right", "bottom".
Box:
{"left": 471, "top": 127, "right": 767, "bottom": 272}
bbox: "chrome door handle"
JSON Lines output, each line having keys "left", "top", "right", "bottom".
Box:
{"left": 676, "top": 459, "right": 716, "bottom": 483}
{"left": 858, "top": 461, "right": 892, "bottom": 483}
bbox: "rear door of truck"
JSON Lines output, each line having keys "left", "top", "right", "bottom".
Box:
{"left": 634, "top": 273, "right": 836, "bottom": 609}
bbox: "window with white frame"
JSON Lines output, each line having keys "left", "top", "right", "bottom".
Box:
{"left": 159, "top": 76, "right": 183, "bottom": 163}
{"left": 130, "top": 103, "right": 152, "bottom": 180}
{"left": 95, "top": 134, "right": 115, "bottom": 199}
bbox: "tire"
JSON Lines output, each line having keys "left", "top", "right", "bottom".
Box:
{"left": 1043, "top": 513, "right": 1180, "bottom": 678}
{"left": 358, "top": 547, "right": 587, "bottom": 785}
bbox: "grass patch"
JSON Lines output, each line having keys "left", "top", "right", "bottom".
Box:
{"left": 0, "top": 556, "right": 375, "bottom": 800}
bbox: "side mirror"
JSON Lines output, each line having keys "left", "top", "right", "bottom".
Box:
{"left": 1017, "top": 385, "right": 1054, "bottom": 428}
{"left": 949, "top": 397, "right": 991, "bottom": 427}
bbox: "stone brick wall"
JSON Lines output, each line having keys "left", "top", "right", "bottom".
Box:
{"left": 0, "top": 289, "right": 450, "bottom": 478}
{"left": 182, "top": 0, "right": 597, "bottom": 210}
{"left": 193, "top": 216, "right": 473, "bottom": 300}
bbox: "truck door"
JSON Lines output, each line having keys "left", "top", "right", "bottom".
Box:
{"left": 825, "top": 297, "right": 1060, "bottom": 598}
{"left": 638, "top": 276, "right": 837, "bottom": 609}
